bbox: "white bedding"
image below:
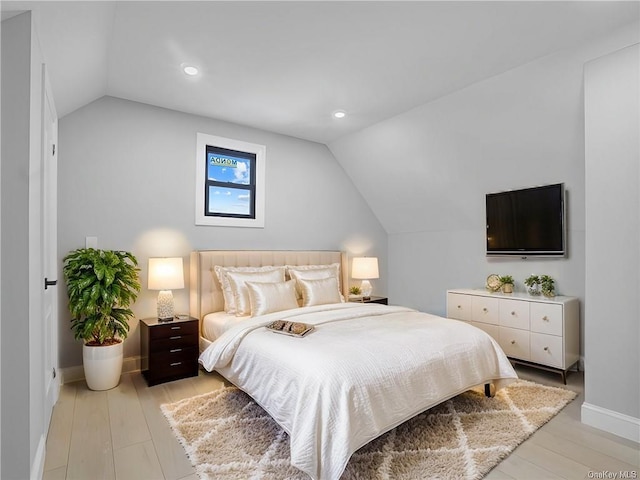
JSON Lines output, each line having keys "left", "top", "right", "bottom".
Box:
{"left": 199, "top": 302, "right": 518, "bottom": 480}
{"left": 201, "top": 311, "right": 243, "bottom": 341}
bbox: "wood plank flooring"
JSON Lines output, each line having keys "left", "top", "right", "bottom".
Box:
{"left": 43, "top": 365, "right": 639, "bottom": 480}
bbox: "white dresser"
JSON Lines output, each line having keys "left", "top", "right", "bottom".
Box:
{"left": 446, "top": 289, "right": 579, "bottom": 383}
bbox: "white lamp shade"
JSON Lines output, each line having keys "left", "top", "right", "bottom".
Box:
{"left": 352, "top": 257, "right": 379, "bottom": 280}
{"left": 148, "top": 257, "right": 185, "bottom": 290}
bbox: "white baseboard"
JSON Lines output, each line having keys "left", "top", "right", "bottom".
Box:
{"left": 581, "top": 402, "right": 640, "bottom": 443}
{"left": 60, "top": 355, "right": 141, "bottom": 385}
{"left": 30, "top": 434, "right": 46, "bottom": 480}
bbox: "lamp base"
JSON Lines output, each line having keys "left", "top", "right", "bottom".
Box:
{"left": 360, "top": 280, "right": 372, "bottom": 300}
{"left": 157, "top": 290, "right": 175, "bottom": 321}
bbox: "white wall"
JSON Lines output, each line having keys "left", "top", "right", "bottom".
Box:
{"left": 1, "top": 11, "right": 49, "bottom": 479}
{"left": 583, "top": 43, "right": 639, "bottom": 441}
{"left": 57, "top": 96, "right": 387, "bottom": 369}
{"left": 329, "top": 22, "right": 639, "bottom": 353}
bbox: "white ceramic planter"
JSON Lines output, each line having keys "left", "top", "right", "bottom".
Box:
{"left": 83, "top": 341, "right": 124, "bottom": 390}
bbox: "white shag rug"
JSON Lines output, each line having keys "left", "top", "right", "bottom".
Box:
{"left": 161, "top": 379, "right": 576, "bottom": 479}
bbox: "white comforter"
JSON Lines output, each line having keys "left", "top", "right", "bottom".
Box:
{"left": 199, "top": 303, "right": 517, "bottom": 480}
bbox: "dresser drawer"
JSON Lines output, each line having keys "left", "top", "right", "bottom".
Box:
{"left": 468, "top": 320, "right": 500, "bottom": 341}
{"left": 530, "top": 303, "right": 563, "bottom": 336}
{"left": 471, "top": 296, "right": 500, "bottom": 325}
{"left": 447, "top": 293, "right": 472, "bottom": 321}
{"left": 499, "top": 299, "right": 530, "bottom": 330}
{"left": 530, "top": 332, "right": 564, "bottom": 368}
{"left": 499, "top": 326, "right": 530, "bottom": 360}
{"left": 149, "top": 321, "right": 199, "bottom": 339}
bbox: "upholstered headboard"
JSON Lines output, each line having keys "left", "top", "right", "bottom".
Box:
{"left": 189, "top": 250, "right": 348, "bottom": 323}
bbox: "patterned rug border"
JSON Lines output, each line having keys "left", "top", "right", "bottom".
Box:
{"left": 161, "top": 379, "right": 577, "bottom": 479}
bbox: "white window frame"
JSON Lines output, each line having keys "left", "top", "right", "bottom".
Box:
{"left": 195, "top": 133, "right": 266, "bottom": 228}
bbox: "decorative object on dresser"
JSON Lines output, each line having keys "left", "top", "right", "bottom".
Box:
{"left": 524, "top": 274, "right": 556, "bottom": 297}
{"left": 485, "top": 274, "right": 501, "bottom": 292}
{"left": 140, "top": 316, "right": 199, "bottom": 386}
{"left": 148, "top": 257, "right": 185, "bottom": 321}
{"left": 62, "top": 248, "right": 141, "bottom": 391}
{"left": 447, "top": 289, "right": 579, "bottom": 383}
{"left": 348, "top": 295, "right": 388, "bottom": 305}
{"left": 498, "top": 275, "right": 515, "bottom": 294}
{"left": 351, "top": 256, "right": 379, "bottom": 300}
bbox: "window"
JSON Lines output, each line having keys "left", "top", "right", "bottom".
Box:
{"left": 195, "top": 133, "right": 266, "bottom": 228}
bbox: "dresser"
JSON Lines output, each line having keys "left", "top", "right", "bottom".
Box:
{"left": 446, "top": 289, "right": 579, "bottom": 383}
{"left": 140, "top": 316, "right": 199, "bottom": 386}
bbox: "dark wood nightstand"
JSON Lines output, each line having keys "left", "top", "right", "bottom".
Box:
{"left": 348, "top": 296, "right": 388, "bottom": 305}
{"left": 140, "top": 316, "right": 199, "bottom": 386}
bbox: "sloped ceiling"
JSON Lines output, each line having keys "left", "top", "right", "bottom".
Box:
{"left": 2, "top": 1, "right": 638, "bottom": 144}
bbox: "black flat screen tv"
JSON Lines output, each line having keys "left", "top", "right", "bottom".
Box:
{"left": 486, "top": 183, "right": 566, "bottom": 257}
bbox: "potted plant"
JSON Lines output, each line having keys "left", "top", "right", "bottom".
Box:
{"left": 498, "top": 275, "right": 515, "bottom": 294}
{"left": 540, "top": 275, "right": 556, "bottom": 297}
{"left": 63, "top": 248, "right": 140, "bottom": 390}
{"left": 524, "top": 274, "right": 541, "bottom": 295}
{"left": 349, "top": 285, "right": 362, "bottom": 297}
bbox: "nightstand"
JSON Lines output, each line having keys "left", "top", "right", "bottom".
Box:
{"left": 140, "top": 316, "right": 199, "bottom": 386}
{"left": 349, "top": 296, "right": 388, "bottom": 305}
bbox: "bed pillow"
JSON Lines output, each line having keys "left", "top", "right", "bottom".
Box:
{"left": 214, "top": 265, "right": 285, "bottom": 313}
{"left": 226, "top": 269, "right": 286, "bottom": 316}
{"left": 298, "top": 276, "right": 342, "bottom": 307}
{"left": 246, "top": 280, "right": 298, "bottom": 317}
{"left": 287, "top": 263, "right": 342, "bottom": 299}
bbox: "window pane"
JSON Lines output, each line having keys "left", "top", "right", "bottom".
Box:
{"left": 207, "top": 186, "right": 252, "bottom": 216}
{"left": 207, "top": 151, "right": 252, "bottom": 185}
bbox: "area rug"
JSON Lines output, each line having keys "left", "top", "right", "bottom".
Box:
{"left": 161, "top": 380, "right": 576, "bottom": 479}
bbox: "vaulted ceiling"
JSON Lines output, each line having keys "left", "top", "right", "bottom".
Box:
{"left": 2, "top": 1, "right": 638, "bottom": 143}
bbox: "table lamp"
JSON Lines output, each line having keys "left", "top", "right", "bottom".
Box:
{"left": 352, "top": 257, "right": 379, "bottom": 300}
{"left": 148, "top": 257, "right": 184, "bottom": 321}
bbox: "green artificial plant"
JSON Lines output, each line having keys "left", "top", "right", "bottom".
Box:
{"left": 63, "top": 248, "right": 141, "bottom": 346}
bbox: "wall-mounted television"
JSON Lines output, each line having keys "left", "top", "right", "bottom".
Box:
{"left": 486, "top": 183, "right": 566, "bottom": 257}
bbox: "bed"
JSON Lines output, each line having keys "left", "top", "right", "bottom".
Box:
{"left": 191, "top": 250, "right": 518, "bottom": 480}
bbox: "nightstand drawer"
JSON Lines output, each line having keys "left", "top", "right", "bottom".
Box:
{"left": 149, "top": 333, "right": 198, "bottom": 352}
{"left": 149, "top": 346, "right": 198, "bottom": 370}
{"left": 149, "top": 321, "right": 198, "bottom": 339}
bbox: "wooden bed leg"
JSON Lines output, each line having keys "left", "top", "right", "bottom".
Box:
{"left": 484, "top": 383, "right": 494, "bottom": 398}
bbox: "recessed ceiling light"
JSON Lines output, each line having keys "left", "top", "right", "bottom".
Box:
{"left": 183, "top": 65, "right": 199, "bottom": 76}
{"left": 333, "top": 110, "right": 346, "bottom": 119}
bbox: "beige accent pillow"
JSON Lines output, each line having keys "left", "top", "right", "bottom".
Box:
{"left": 226, "top": 269, "right": 286, "bottom": 316}
{"left": 287, "top": 263, "right": 341, "bottom": 299}
{"left": 214, "top": 265, "right": 285, "bottom": 313}
{"left": 298, "top": 276, "right": 342, "bottom": 307}
{"left": 246, "top": 280, "right": 299, "bottom": 317}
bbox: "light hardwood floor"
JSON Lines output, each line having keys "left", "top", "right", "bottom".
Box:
{"left": 43, "top": 365, "right": 639, "bottom": 480}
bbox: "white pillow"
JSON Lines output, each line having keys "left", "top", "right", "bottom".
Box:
{"left": 287, "top": 263, "right": 342, "bottom": 299}
{"left": 227, "top": 269, "right": 286, "bottom": 316}
{"left": 214, "top": 265, "right": 285, "bottom": 313}
{"left": 298, "top": 276, "right": 343, "bottom": 307}
{"left": 246, "top": 280, "right": 298, "bottom": 317}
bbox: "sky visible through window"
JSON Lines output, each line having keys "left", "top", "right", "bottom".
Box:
{"left": 207, "top": 151, "right": 252, "bottom": 216}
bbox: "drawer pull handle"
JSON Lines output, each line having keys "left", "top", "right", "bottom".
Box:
{"left": 511, "top": 311, "right": 516, "bottom": 316}
{"left": 457, "top": 305, "right": 462, "bottom": 309}
{"left": 170, "top": 362, "right": 183, "bottom": 367}
{"left": 542, "top": 316, "right": 549, "bottom": 321}
{"left": 482, "top": 307, "right": 488, "bottom": 313}
{"left": 171, "top": 326, "right": 181, "bottom": 330}
{"left": 170, "top": 348, "right": 183, "bottom": 353}
{"left": 543, "top": 347, "right": 549, "bottom": 352}
{"left": 170, "top": 336, "right": 182, "bottom": 340}
{"left": 510, "top": 340, "right": 516, "bottom": 345}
